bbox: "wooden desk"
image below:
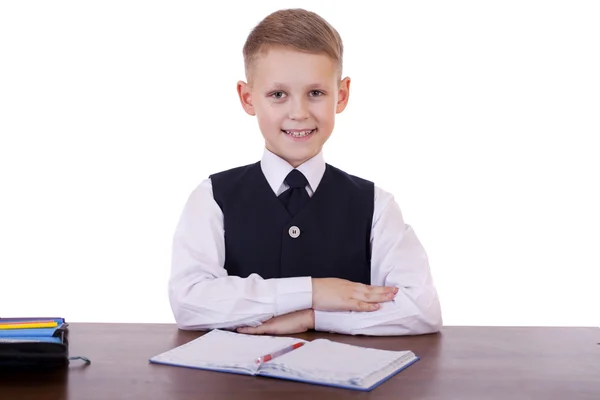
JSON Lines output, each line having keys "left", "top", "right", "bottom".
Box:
{"left": 1, "top": 324, "right": 598, "bottom": 399}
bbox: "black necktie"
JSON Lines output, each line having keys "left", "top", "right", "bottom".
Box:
{"left": 279, "top": 169, "right": 309, "bottom": 216}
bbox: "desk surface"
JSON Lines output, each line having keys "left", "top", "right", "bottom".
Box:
{"left": 1, "top": 324, "right": 599, "bottom": 400}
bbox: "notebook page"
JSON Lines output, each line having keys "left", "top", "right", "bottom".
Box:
{"left": 261, "top": 339, "right": 415, "bottom": 387}
{"left": 150, "top": 330, "right": 305, "bottom": 373}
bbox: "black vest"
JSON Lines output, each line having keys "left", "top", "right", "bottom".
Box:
{"left": 209, "top": 162, "right": 374, "bottom": 284}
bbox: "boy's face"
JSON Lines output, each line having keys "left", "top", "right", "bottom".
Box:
{"left": 237, "top": 46, "right": 350, "bottom": 167}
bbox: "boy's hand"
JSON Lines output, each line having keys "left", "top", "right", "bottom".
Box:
{"left": 312, "top": 278, "right": 398, "bottom": 312}
{"left": 236, "top": 309, "right": 315, "bottom": 335}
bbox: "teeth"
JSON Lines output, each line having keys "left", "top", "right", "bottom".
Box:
{"left": 285, "top": 129, "right": 314, "bottom": 137}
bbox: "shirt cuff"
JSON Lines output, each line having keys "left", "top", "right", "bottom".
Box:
{"left": 275, "top": 277, "right": 312, "bottom": 316}
{"left": 314, "top": 310, "right": 354, "bottom": 334}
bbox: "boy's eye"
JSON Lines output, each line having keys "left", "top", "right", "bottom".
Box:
{"left": 309, "top": 90, "right": 324, "bottom": 97}
{"left": 271, "top": 91, "right": 286, "bottom": 99}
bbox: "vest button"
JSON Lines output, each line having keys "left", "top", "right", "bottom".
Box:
{"left": 288, "top": 226, "right": 301, "bottom": 238}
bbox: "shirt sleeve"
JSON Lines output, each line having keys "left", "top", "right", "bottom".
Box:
{"left": 313, "top": 186, "right": 443, "bottom": 336}
{"left": 168, "top": 179, "right": 313, "bottom": 330}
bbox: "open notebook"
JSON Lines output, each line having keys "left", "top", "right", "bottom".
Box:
{"left": 149, "top": 329, "right": 418, "bottom": 391}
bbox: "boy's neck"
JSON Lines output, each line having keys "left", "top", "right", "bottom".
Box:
{"left": 265, "top": 147, "right": 322, "bottom": 168}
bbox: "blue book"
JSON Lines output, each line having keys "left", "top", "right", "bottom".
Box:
{"left": 149, "top": 329, "right": 419, "bottom": 392}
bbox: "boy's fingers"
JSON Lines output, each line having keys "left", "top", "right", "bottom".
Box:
{"left": 237, "top": 326, "right": 263, "bottom": 335}
{"left": 358, "top": 284, "right": 397, "bottom": 295}
{"left": 353, "top": 300, "right": 380, "bottom": 312}
{"left": 355, "top": 291, "right": 383, "bottom": 303}
{"left": 371, "top": 285, "right": 398, "bottom": 294}
{"left": 354, "top": 289, "right": 396, "bottom": 303}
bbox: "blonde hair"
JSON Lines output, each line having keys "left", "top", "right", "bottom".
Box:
{"left": 243, "top": 9, "right": 344, "bottom": 80}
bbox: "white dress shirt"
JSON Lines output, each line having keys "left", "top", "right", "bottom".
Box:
{"left": 169, "top": 148, "right": 442, "bottom": 336}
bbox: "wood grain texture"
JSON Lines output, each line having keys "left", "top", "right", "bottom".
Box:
{"left": 1, "top": 324, "right": 598, "bottom": 400}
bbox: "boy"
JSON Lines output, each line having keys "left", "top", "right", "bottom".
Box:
{"left": 168, "top": 8, "right": 442, "bottom": 336}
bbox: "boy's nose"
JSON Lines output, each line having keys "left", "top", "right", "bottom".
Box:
{"left": 288, "top": 99, "right": 309, "bottom": 120}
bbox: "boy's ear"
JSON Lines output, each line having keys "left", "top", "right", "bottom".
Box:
{"left": 335, "top": 77, "right": 351, "bottom": 114}
{"left": 237, "top": 81, "right": 255, "bottom": 116}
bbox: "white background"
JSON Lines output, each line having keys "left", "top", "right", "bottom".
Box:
{"left": 1, "top": 1, "right": 598, "bottom": 326}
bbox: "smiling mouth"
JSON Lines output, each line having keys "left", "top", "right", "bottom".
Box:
{"left": 281, "top": 129, "right": 316, "bottom": 138}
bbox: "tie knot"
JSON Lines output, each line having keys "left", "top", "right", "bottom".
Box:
{"left": 285, "top": 169, "right": 308, "bottom": 189}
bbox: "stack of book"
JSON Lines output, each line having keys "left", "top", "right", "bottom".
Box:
{"left": 0, "top": 317, "right": 70, "bottom": 369}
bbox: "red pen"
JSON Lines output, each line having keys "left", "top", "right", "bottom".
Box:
{"left": 255, "top": 342, "right": 305, "bottom": 365}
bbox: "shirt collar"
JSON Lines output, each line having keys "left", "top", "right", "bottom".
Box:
{"left": 260, "top": 148, "right": 326, "bottom": 195}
